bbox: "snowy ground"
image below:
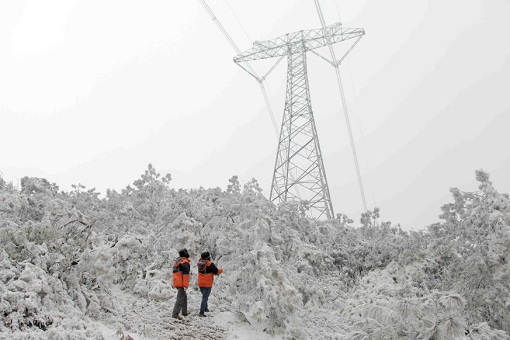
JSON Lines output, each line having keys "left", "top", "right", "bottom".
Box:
{"left": 2, "top": 171, "right": 509, "bottom": 339}
{"left": 0, "top": 282, "right": 280, "bottom": 340}
{"left": 93, "top": 285, "right": 280, "bottom": 340}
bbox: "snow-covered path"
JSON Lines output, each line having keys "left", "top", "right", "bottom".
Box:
{"left": 95, "top": 285, "right": 278, "bottom": 340}
{"left": 96, "top": 285, "right": 228, "bottom": 339}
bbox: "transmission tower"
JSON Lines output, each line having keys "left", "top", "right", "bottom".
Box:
{"left": 234, "top": 22, "right": 364, "bottom": 219}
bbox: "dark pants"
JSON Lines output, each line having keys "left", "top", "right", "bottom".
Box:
{"left": 199, "top": 287, "right": 212, "bottom": 314}
{"left": 172, "top": 287, "right": 187, "bottom": 317}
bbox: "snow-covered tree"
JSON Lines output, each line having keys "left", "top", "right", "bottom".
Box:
{"left": 1, "top": 166, "right": 509, "bottom": 339}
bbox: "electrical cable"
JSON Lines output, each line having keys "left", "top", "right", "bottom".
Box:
{"left": 197, "top": 0, "right": 280, "bottom": 137}
{"left": 346, "top": 60, "right": 377, "bottom": 208}
{"left": 198, "top": 0, "right": 305, "bottom": 200}
{"left": 223, "top": 0, "right": 253, "bottom": 43}
{"left": 313, "top": 0, "right": 368, "bottom": 212}
{"left": 334, "top": 0, "right": 378, "bottom": 208}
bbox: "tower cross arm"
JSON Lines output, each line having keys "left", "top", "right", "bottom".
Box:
{"left": 234, "top": 23, "right": 364, "bottom": 63}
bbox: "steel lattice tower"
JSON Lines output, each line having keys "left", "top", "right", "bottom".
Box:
{"left": 234, "top": 23, "right": 364, "bottom": 219}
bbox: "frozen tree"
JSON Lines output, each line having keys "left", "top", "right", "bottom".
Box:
{"left": 1, "top": 166, "right": 509, "bottom": 339}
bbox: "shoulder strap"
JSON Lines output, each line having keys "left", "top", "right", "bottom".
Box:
{"left": 197, "top": 259, "right": 211, "bottom": 273}
{"left": 173, "top": 257, "right": 185, "bottom": 267}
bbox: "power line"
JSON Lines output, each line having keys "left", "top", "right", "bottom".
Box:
{"left": 197, "top": 0, "right": 240, "bottom": 54}
{"left": 197, "top": 0, "right": 280, "bottom": 137}
{"left": 223, "top": 0, "right": 253, "bottom": 43}
{"left": 313, "top": 0, "right": 368, "bottom": 212}
{"left": 333, "top": 0, "right": 377, "bottom": 209}
{"left": 346, "top": 59, "right": 377, "bottom": 209}
{"left": 198, "top": 1, "right": 308, "bottom": 202}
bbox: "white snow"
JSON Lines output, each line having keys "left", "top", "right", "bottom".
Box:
{"left": 1, "top": 170, "right": 509, "bottom": 339}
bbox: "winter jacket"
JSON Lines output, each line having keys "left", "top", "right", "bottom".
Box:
{"left": 172, "top": 257, "right": 191, "bottom": 288}
{"left": 197, "top": 259, "right": 223, "bottom": 288}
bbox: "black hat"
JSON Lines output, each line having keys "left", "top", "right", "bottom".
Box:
{"left": 201, "top": 252, "right": 211, "bottom": 260}
{"left": 178, "top": 248, "right": 189, "bottom": 258}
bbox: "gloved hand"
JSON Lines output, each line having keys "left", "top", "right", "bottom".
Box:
{"left": 218, "top": 268, "right": 224, "bottom": 275}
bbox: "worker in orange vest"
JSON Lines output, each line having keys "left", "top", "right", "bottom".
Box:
{"left": 172, "top": 248, "right": 190, "bottom": 320}
{"left": 197, "top": 251, "right": 223, "bottom": 317}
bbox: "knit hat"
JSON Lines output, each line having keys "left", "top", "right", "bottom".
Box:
{"left": 178, "top": 248, "right": 189, "bottom": 258}
{"left": 200, "top": 251, "right": 211, "bottom": 260}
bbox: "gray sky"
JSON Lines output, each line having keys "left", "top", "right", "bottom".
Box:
{"left": 1, "top": 0, "right": 509, "bottom": 229}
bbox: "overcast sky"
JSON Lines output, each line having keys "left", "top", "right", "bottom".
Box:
{"left": 1, "top": 0, "right": 509, "bottom": 229}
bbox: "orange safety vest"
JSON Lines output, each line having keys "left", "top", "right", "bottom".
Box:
{"left": 172, "top": 257, "right": 190, "bottom": 288}
{"left": 197, "top": 259, "right": 215, "bottom": 288}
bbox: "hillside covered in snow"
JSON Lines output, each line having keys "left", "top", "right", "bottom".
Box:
{"left": 1, "top": 166, "right": 509, "bottom": 339}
